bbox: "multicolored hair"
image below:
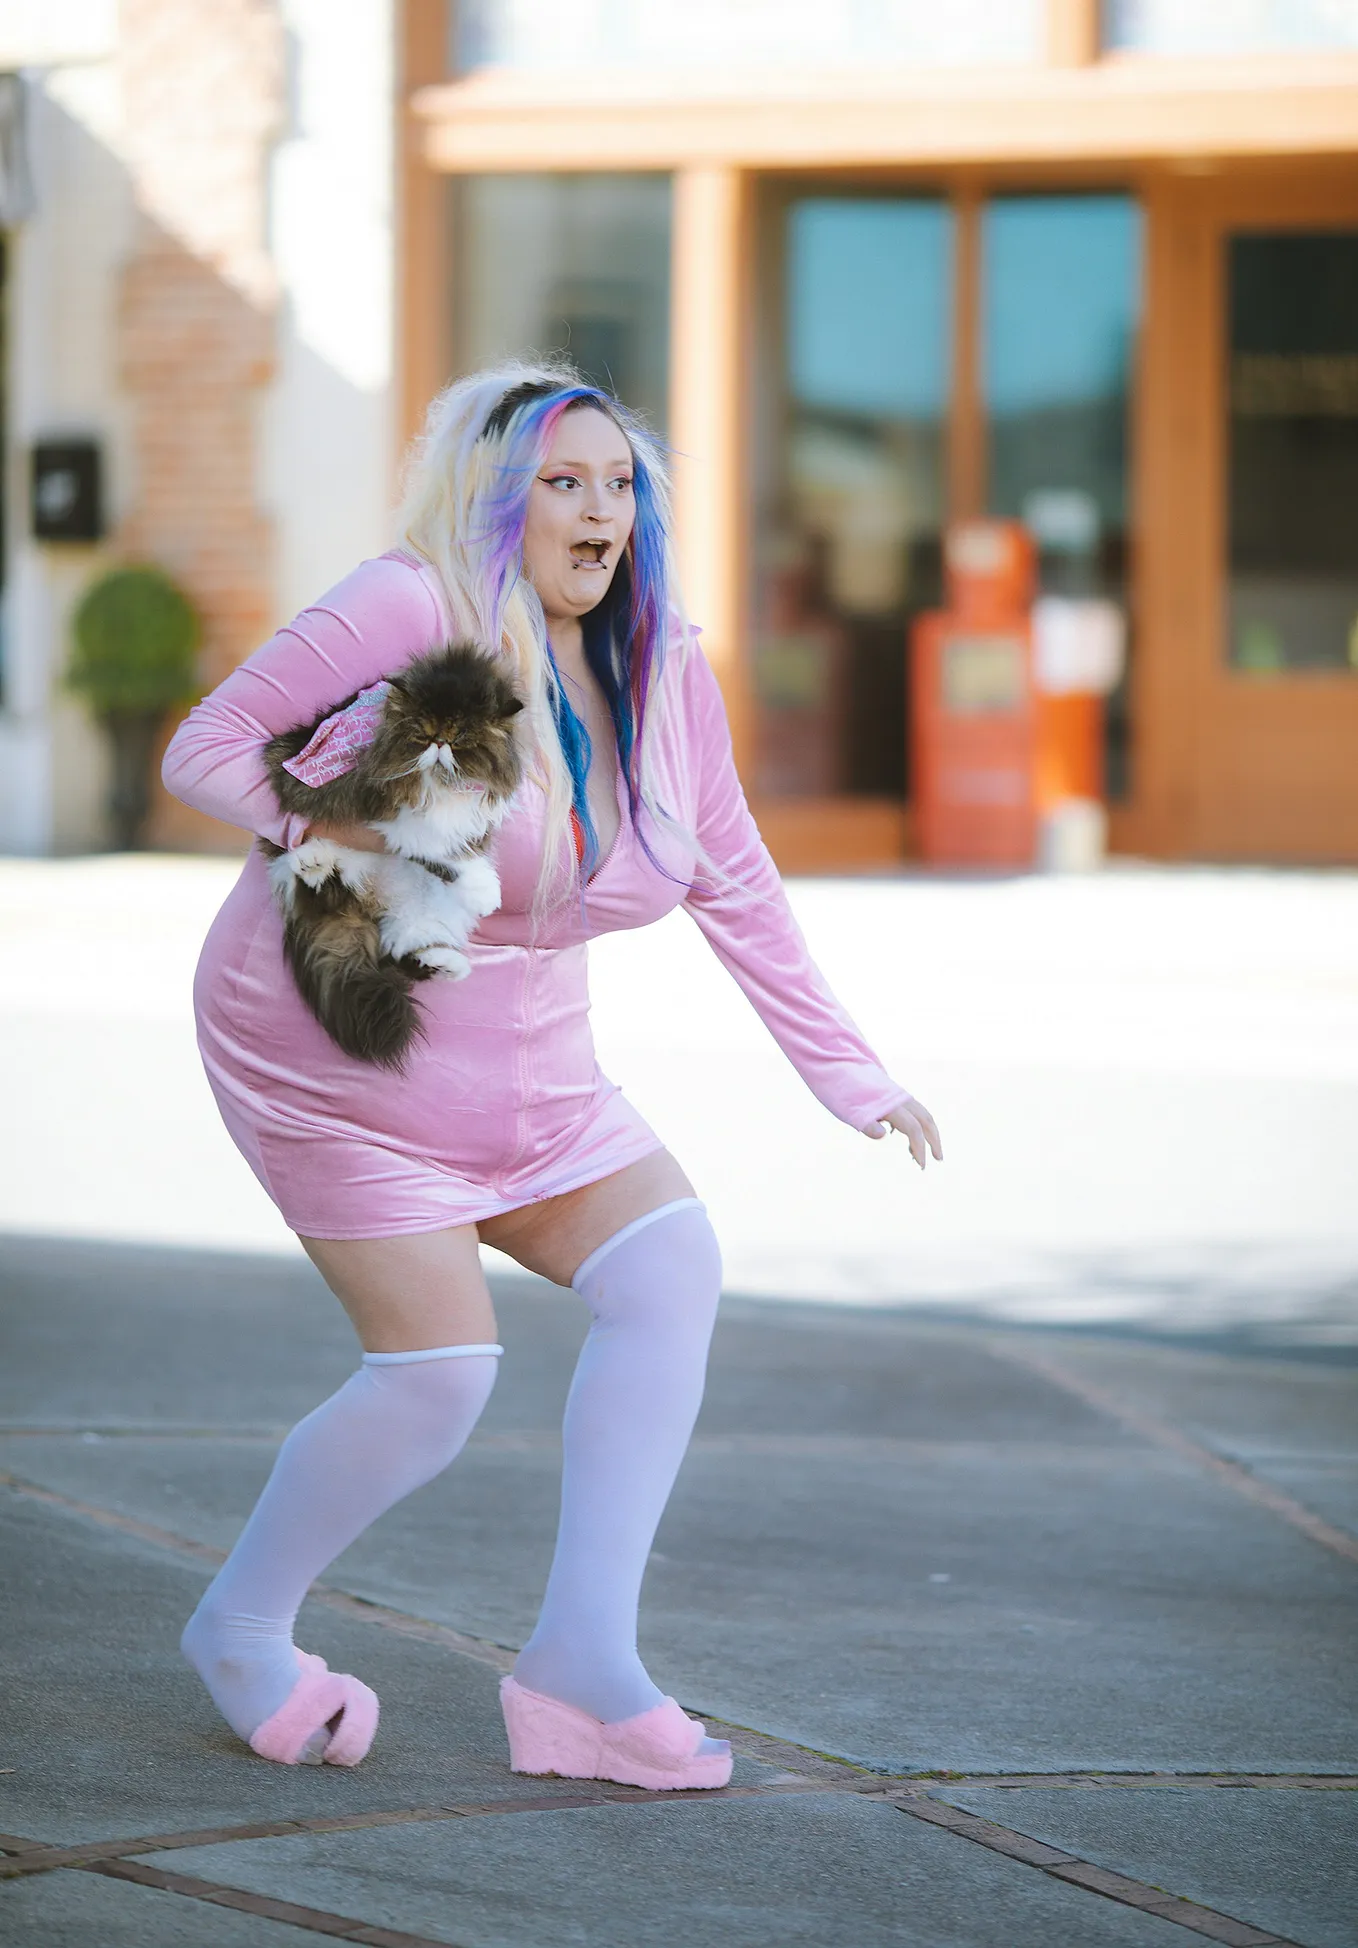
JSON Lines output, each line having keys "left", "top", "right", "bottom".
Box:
{"left": 398, "top": 359, "right": 686, "bottom": 904}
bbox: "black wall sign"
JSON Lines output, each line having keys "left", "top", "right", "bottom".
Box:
{"left": 32, "top": 439, "right": 104, "bottom": 542}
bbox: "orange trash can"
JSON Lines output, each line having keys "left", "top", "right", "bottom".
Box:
{"left": 911, "top": 520, "right": 1038, "bottom": 867}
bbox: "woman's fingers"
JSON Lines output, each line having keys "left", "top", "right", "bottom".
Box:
{"left": 859, "top": 1096, "right": 943, "bottom": 1168}
{"left": 892, "top": 1106, "right": 927, "bottom": 1168}
{"left": 862, "top": 1097, "right": 943, "bottom": 1168}
{"left": 911, "top": 1100, "right": 944, "bottom": 1162}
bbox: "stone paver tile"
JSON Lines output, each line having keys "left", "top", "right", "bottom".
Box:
{"left": 938, "top": 1786, "right": 1358, "bottom": 1948}
{"left": 144, "top": 1794, "right": 1193, "bottom": 1948}
{"left": 0, "top": 1864, "right": 327, "bottom": 1947}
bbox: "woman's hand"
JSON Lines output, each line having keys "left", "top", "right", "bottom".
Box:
{"left": 860, "top": 1094, "right": 943, "bottom": 1169}
{"left": 302, "top": 819, "right": 388, "bottom": 853}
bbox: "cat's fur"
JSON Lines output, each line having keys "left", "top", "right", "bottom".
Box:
{"left": 262, "top": 641, "right": 524, "bottom": 1069}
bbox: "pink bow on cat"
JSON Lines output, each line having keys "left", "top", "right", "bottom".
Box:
{"left": 280, "top": 682, "right": 391, "bottom": 787}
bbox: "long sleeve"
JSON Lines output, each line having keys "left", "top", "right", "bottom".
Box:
{"left": 680, "top": 647, "right": 908, "bottom": 1131}
{"left": 161, "top": 553, "right": 445, "bottom": 849}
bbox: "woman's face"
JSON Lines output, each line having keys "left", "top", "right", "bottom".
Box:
{"left": 521, "top": 406, "right": 636, "bottom": 625}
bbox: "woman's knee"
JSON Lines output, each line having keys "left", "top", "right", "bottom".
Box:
{"left": 571, "top": 1200, "right": 722, "bottom": 1330}
{"left": 357, "top": 1346, "right": 502, "bottom": 1470}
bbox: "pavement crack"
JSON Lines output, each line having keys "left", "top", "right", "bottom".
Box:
{"left": 4, "top": 1769, "right": 1352, "bottom": 1883}
{"left": 0, "top": 1783, "right": 885, "bottom": 1881}
{"left": 1, "top": 1468, "right": 226, "bottom": 1569}
{"left": 3, "top": 1787, "right": 1312, "bottom": 1947}
{"left": 82, "top": 1856, "right": 470, "bottom": 1947}
{"left": 891, "top": 1797, "right": 1305, "bottom": 1945}
{"left": 989, "top": 1342, "right": 1358, "bottom": 1568}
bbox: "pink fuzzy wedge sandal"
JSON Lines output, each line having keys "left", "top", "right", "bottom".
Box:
{"left": 249, "top": 1653, "right": 380, "bottom": 1767}
{"left": 500, "top": 1676, "right": 732, "bottom": 1790}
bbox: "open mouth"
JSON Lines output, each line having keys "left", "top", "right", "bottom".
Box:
{"left": 570, "top": 539, "right": 610, "bottom": 570}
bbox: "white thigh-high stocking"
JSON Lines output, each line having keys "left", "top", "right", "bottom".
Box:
{"left": 181, "top": 1344, "right": 500, "bottom": 1742}
{"left": 513, "top": 1199, "right": 721, "bottom": 1726}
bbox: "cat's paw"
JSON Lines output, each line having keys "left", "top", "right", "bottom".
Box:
{"left": 288, "top": 838, "right": 345, "bottom": 889}
{"left": 454, "top": 854, "right": 502, "bottom": 919}
{"left": 414, "top": 945, "right": 472, "bottom": 980}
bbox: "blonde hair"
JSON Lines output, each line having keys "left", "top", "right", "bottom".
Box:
{"left": 397, "top": 358, "right": 688, "bottom": 909}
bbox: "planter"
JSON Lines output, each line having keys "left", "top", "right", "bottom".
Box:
{"left": 101, "top": 707, "right": 166, "bottom": 851}
{"left": 67, "top": 564, "right": 201, "bottom": 851}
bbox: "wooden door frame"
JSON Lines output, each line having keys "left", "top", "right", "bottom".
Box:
{"left": 1132, "top": 160, "right": 1358, "bottom": 861}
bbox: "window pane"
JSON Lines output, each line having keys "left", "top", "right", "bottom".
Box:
{"left": 757, "top": 198, "right": 950, "bottom": 800}
{"left": 983, "top": 194, "right": 1140, "bottom": 792}
{"left": 456, "top": 0, "right": 1042, "bottom": 72}
{"left": 1103, "top": 0, "right": 1358, "bottom": 54}
{"left": 1228, "top": 232, "right": 1358, "bottom": 676}
{"left": 450, "top": 175, "right": 671, "bottom": 435}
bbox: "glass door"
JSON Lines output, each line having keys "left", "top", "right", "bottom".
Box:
{"left": 755, "top": 189, "right": 1140, "bottom": 827}
{"left": 1226, "top": 231, "right": 1358, "bottom": 677}
{"left": 981, "top": 194, "right": 1141, "bottom": 795}
{"left": 754, "top": 196, "right": 951, "bottom": 804}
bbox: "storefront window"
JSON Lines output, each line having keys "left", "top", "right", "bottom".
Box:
{"left": 983, "top": 194, "right": 1140, "bottom": 790}
{"left": 456, "top": 1, "right": 1042, "bottom": 71}
{"left": 449, "top": 174, "right": 671, "bottom": 435}
{"left": 1103, "top": 0, "right": 1358, "bottom": 53}
{"left": 1228, "top": 232, "right": 1358, "bottom": 676}
{"left": 757, "top": 198, "right": 951, "bottom": 800}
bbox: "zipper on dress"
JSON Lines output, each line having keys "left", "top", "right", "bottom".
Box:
{"left": 495, "top": 945, "right": 535, "bottom": 1201}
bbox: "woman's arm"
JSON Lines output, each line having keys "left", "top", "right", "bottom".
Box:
{"left": 161, "top": 554, "right": 444, "bottom": 850}
{"left": 680, "top": 646, "right": 940, "bottom": 1165}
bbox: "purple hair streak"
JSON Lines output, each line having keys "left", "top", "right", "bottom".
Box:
{"left": 471, "top": 381, "right": 675, "bottom": 875}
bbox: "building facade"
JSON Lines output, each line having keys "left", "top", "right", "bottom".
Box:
{"left": 1, "top": 0, "right": 1355, "bottom": 866}
{"left": 413, "top": 0, "right": 1358, "bottom": 867}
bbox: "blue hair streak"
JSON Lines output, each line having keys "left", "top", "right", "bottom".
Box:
{"left": 471, "top": 381, "right": 675, "bottom": 880}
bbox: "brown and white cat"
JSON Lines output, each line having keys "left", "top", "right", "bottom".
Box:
{"left": 262, "top": 641, "right": 524, "bottom": 1068}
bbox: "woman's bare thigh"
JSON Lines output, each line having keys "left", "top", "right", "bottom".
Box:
{"left": 300, "top": 1224, "right": 496, "bottom": 1355}
{"left": 300, "top": 1149, "right": 695, "bottom": 1352}
{"left": 479, "top": 1149, "right": 696, "bottom": 1288}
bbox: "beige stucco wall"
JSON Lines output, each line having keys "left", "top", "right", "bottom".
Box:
{"left": 0, "top": 53, "right": 133, "bottom": 853}
{"left": 0, "top": 0, "right": 398, "bottom": 856}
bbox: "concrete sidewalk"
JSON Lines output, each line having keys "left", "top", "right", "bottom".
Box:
{"left": 1, "top": 855, "right": 1356, "bottom": 1341}
{"left": 2, "top": 1236, "right": 1356, "bottom": 1946}
{"left": 2, "top": 857, "right": 1356, "bottom": 1942}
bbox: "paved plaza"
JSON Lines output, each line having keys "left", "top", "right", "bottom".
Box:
{"left": 2, "top": 856, "right": 1356, "bottom": 1945}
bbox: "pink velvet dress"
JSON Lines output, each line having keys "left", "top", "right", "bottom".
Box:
{"left": 162, "top": 551, "right": 905, "bottom": 1239}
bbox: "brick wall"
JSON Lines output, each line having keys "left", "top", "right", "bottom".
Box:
{"left": 115, "top": 0, "right": 284, "bottom": 849}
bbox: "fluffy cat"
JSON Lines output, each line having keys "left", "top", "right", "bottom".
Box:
{"left": 261, "top": 640, "right": 524, "bottom": 1069}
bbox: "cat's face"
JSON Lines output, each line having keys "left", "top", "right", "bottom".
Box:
{"left": 375, "top": 646, "right": 524, "bottom": 805}
{"left": 381, "top": 703, "right": 522, "bottom": 801}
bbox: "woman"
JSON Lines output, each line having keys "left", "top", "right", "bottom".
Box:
{"left": 162, "top": 362, "right": 941, "bottom": 1791}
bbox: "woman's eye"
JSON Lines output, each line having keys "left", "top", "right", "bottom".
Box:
{"left": 543, "top": 474, "right": 579, "bottom": 491}
{"left": 610, "top": 475, "right": 633, "bottom": 492}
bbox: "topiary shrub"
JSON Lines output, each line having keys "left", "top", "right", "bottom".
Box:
{"left": 68, "top": 565, "right": 202, "bottom": 849}
{"left": 69, "top": 564, "right": 201, "bottom": 714}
